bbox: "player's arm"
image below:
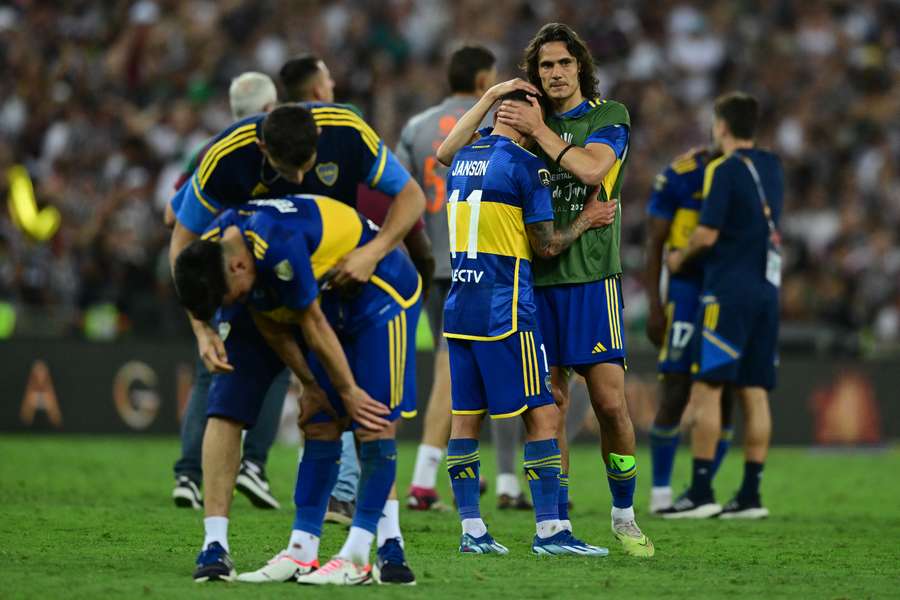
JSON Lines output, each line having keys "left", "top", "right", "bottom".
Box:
{"left": 294, "top": 300, "right": 391, "bottom": 431}
{"left": 169, "top": 175, "right": 232, "bottom": 373}
{"left": 250, "top": 310, "right": 338, "bottom": 425}
{"left": 644, "top": 216, "right": 671, "bottom": 347}
{"left": 526, "top": 196, "right": 617, "bottom": 258}
{"left": 402, "top": 227, "right": 435, "bottom": 300}
{"left": 496, "top": 96, "right": 618, "bottom": 186}
{"left": 644, "top": 170, "right": 677, "bottom": 347}
{"left": 667, "top": 225, "right": 718, "bottom": 274}
{"left": 436, "top": 78, "right": 541, "bottom": 166}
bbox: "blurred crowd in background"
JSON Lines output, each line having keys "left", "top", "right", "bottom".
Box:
{"left": 1, "top": 0, "right": 899, "bottom": 352}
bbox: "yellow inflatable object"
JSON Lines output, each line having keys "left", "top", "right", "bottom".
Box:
{"left": 8, "top": 165, "right": 60, "bottom": 242}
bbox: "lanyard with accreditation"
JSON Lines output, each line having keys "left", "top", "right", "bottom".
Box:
{"left": 736, "top": 152, "right": 781, "bottom": 289}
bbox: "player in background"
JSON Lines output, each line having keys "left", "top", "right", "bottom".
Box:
{"left": 444, "top": 90, "right": 615, "bottom": 555}
{"left": 663, "top": 92, "right": 782, "bottom": 520}
{"left": 438, "top": 23, "right": 653, "bottom": 557}
{"left": 644, "top": 147, "right": 736, "bottom": 513}
{"left": 396, "top": 46, "right": 532, "bottom": 511}
{"left": 168, "top": 72, "right": 286, "bottom": 511}
{"left": 169, "top": 105, "right": 425, "bottom": 582}
{"left": 174, "top": 193, "right": 421, "bottom": 585}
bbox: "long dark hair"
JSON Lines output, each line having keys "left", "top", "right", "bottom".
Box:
{"left": 521, "top": 23, "right": 598, "bottom": 100}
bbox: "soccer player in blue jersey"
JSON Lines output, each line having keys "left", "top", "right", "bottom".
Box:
{"left": 168, "top": 105, "right": 426, "bottom": 582}
{"left": 175, "top": 194, "right": 421, "bottom": 585}
{"left": 644, "top": 147, "right": 736, "bottom": 513}
{"left": 443, "top": 91, "right": 615, "bottom": 555}
{"left": 663, "top": 92, "right": 782, "bottom": 519}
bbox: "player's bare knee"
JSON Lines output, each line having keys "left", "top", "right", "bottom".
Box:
{"left": 355, "top": 420, "right": 397, "bottom": 443}
{"left": 302, "top": 420, "right": 342, "bottom": 441}
{"left": 523, "top": 404, "right": 559, "bottom": 440}
{"left": 450, "top": 414, "right": 482, "bottom": 439}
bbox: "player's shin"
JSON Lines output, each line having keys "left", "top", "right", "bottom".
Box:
{"left": 291, "top": 439, "right": 341, "bottom": 562}
{"left": 524, "top": 439, "right": 562, "bottom": 538}
{"left": 340, "top": 439, "right": 397, "bottom": 565}
{"left": 447, "top": 438, "right": 485, "bottom": 535}
{"left": 607, "top": 453, "right": 637, "bottom": 519}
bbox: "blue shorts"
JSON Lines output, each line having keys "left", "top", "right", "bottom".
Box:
{"left": 657, "top": 276, "right": 701, "bottom": 374}
{"left": 307, "top": 299, "right": 421, "bottom": 428}
{"left": 207, "top": 305, "right": 285, "bottom": 427}
{"left": 535, "top": 277, "right": 626, "bottom": 368}
{"left": 448, "top": 329, "right": 554, "bottom": 419}
{"left": 692, "top": 290, "right": 779, "bottom": 390}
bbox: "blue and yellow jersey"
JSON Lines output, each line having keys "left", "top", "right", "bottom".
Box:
{"left": 203, "top": 195, "right": 421, "bottom": 335}
{"left": 700, "top": 148, "right": 784, "bottom": 297}
{"left": 442, "top": 135, "right": 553, "bottom": 340}
{"left": 173, "top": 102, "right": 410, "bottom": 234}
{"left": 646, "top": 149, "right": 712, "bottom": 282}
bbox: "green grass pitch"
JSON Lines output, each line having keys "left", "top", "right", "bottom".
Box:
{"left": 1, "top": 436, "right": 898, "bottom": 599}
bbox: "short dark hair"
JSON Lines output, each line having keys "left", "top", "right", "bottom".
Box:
{"left": 174, "top": 240, "right": 227, "bottom": 322}
{"left": 279, "top": 54, "right": 323, "bottom": 102}
{"left": 261, "top": 105, "right": 319, "bottom": 167}
{"left": 522, "top": 23, "right": 598, "bottom": 99}
{"left": 448, "top": 46, "right": 496, "bottom": 93}
{"left": 500, "top": 90, "right": 534, "bottom": 104}
{"left": 714, "top": 92, "right": 759, "bottom": 140}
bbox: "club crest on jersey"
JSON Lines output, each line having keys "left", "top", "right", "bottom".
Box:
{"left": 218, "top": 322, "right": 231, "bottom": 342}
{"left": 251, "top": 182, "right": 269, "bottom": 196}
{"left": 275, "top": 259, "right": 294, "bottom": 281}
{"left": 315, "top": 162, "right": 339, "bottom": 186}
{"left": 538, "top": 169, "right": 551, "bottom": 187}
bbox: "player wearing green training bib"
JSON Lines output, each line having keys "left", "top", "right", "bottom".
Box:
{"left": 437, "top": 23, "right": 653, "bottom": 559}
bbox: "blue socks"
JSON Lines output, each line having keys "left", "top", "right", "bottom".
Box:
{"left": 712, "top": 427, "right": 733, "bottom": 477}
{"left": 606, "top": 453, "right": 637, "bottom": 509}
{"left": 649, "top": 425, "right": 680, "bottom": 487}
{"left": 293, "top": 440, "right": 342, "bottom": 536}
{"left": 447, "top": 438, "right": 481, "bottom": 520}
{"left": 558, "top": 473, "right": 570, "bottom": 521}
{"left": 354, "top": 439, "right": 397, "bottom": 534}
{"left": 523, "top": 439, "right": 561, "bottom": 524}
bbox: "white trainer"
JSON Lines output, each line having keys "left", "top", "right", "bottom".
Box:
{"left": 237, "top": 552, "right": 318, "bottom": 583}
{"left": 296, "top": 557, "right": 372, "bottom": 586}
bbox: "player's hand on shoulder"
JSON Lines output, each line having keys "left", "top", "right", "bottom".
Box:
{"left": 341, "top": 386, "right": 391, "bottom": 431}
{"left": 581, "top": 193, "right": 618, "bottom": 228}
{"left": 487, "top": 78, "right": 541, "bottom": 101}
{"left": 195, "top": 323, "right": 234, "bottom": 374}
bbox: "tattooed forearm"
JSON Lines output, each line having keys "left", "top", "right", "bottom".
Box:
{"left": 526, "top": 215, "right": 593, "bottom": 259}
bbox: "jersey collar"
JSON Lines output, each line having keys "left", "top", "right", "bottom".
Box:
{"left": 554, "top": 99, "right": 591, "bottom": 120}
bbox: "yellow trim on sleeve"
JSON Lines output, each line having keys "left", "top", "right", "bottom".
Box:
{"left": 200, "top": 227, "right": 220, "bottom": 241}
{"left": 196, "top": 124, "right": 255, "bottom": 183}
{"left": 198, "top": 128, "right": 257, "bottom": 187}
{"left": 370, "top": 145, "right": 388, "bottom": 188}
{"left": 191, "top": 177, "right": 218, "bottom": 215}
{"left": 702, "top": 155, "right": 729, "bottom": 199}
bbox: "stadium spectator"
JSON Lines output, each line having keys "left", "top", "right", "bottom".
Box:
{"left": 1, "top": 1, "right": 898, "bottom": 351}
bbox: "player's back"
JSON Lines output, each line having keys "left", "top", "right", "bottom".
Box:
{"left": 701, "top": 149, "right": 784, "bottom": 298}
{"left": 443, "top": 136, "right": 553, "bottom": 340}
{"left": 647, "top": 149, "right": 712, "bottom": 283}
{"left": 210, "top": 195, "right": 420, "bottom": 334}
